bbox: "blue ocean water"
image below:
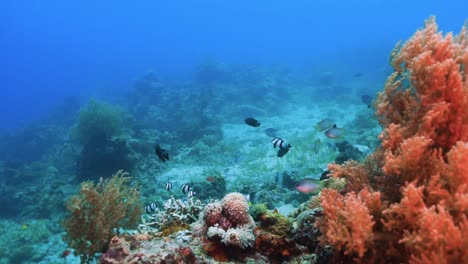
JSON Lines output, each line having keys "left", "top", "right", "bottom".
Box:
{"left": 1, "top": 1, "right": 467, "bottom": 263}
{"left": 2, "top": 1, "right": 467, "bottom": 129}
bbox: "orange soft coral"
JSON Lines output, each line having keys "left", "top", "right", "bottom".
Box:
{"left": 328, "top": 161, "right": 370, "bottom": 193}
{"left": 319, "top": 189, "right": 379, "bottom": 258}
{"left": 383, "top": 16, "right": 468, "bottom": 150}
{"left": 319, "top": 17, "right": 468, "bottom": 263}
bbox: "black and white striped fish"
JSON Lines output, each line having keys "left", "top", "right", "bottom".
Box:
{"left": 165, "top": 181, "right": 173, "bottom": 191}
{"left": 181, "top": 183, "right": 191, "bottom": 195}
{"left": 145, "top": 202, "right": 157, "bottom": 214}
{"left": 271, "top": 137, "right": 291, "bottom": 157}
{"left": 187, "top": 190, "right": 196, "bottom": 197}
{"left": 271, "top": 137, "right": 291, "bottom": 149}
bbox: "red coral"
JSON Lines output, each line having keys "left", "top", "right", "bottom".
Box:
{"left": 319, "top": 17, "right": 468, "bottom": 263}
{"left": 319, "top": 189, "right": 378, "bottom": 257}
{"left": 328, "top": 161, "right": 371, "bottom": 193}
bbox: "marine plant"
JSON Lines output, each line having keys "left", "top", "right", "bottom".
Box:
{"left": 318, "top": 17, "right": 468, "bottom": 263}
{"left": 72, "top": 99, "right": 127, "bottom": 145}
{"left": 62, "top": 170, "right": 142, "bottom": 263}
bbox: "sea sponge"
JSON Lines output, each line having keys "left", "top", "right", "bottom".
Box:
{"left": 221, "top": 192, "right": 251, "bottom": 226}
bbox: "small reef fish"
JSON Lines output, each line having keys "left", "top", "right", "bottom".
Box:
{"left": 277, "top": 147, "right": 291, "bottom": 157}
{"left": 353, "top": 72, "right": 363, "bottom": 78}
{"left": 361, "top": 95, "right": 373, "bottom": 108}
{"left": 295, "top": 178, "right": 320, "bottom": 194}
{"left": 271, "top": 137, "right": 291, "bottom": 157}
{"left": 315, "top": 119, "right": 334, "bottom": 131}
{"left": 271, "top": 137, "right": 290, "bottom": 149}
{"left": 165, "top": 181, "right": 173, "bottom": 191}
{"left": 245, "top": 117, "right": 261, "bottom": 127}
{"left": 21, "top": 224, "right": 29, "bottom": 230}
{"left": 187, "top": 190, "right": 196, "bottom": 197}
{"left": 155, "top": 144, "right": 169, "bottom": 162}
{"left": 311, "top": 138, "right": 321, "bottom": 154}
{"left": 145, "top": 202, "right": 157, "bottom": 214}
{"left": 60, "top": 249, "right": 71, "bottom": 259}
{"left": 324, "top": 124, "right": 346, "bottom": 139}
{"left": 320, "top": 170, "right": 331, "bottom": 181}
{"left": 181, "top": 183, "right": 191, "bottom": 195}
{"left": 264, "top": 127, "right": 279, "bottom": 137}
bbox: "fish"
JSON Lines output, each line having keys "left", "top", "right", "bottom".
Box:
{"left": 320, "top": 170, "right": 331, "bottom": 181}
{"left": 353, "top": 72, "right": 363, "bottom": 78}
{"left": 277, "top": 147, "right": 290, "bottom": 157}
{"left": 295, "top": 178, "right": 320, "bottom": 194}
{"left": 361, "top": 95, "right": 373, "bottom": 108}
{"left": 21, "top": 224, "right": 28, "bottom": 230}
{"left": 145, "top": 202, "right": 157, "bottom": 214}
{"left": 187, "top": 190, "right": 196, "bottom": 197}
{"left": 60, "top": 249, "right": 71, "bottom": 259}
{"left": 271, "top": 137, "right": 290, "bottom": 149}
{"left": 155, "top": 144, "right": 169, "bottom": 162}
{"left": 181, "top": 183, "right": 191, "bottom": 195}
{"left": 165, "top": 181, "right": 173, "bottom": 191}
{"left": 245, "top": 117, "right": 261, "bottom": 127}
{"left": 324, "top": 124, "right": 346, "bottom": 139}
{"left": 271, "top": 137, "right": 291, "bottom": 157}
{"left": 315, "top": 119, "right": 334, "bottom": 131}
{"left": 311, "top": 138, "right": 321, "bottom": 153}
{"left": 264, "top": 127, "right": 279, "bottom": 137}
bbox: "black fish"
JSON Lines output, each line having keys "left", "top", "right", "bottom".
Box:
{"left": 264, "top": 128, "right": 278, "bottom": 137}
{"left": 245, "top": 117, "right": 261, "bottom": 127}
{"left": 277, "top": 147, "right": 290, "bottom": 157}
{"left": 155, "top": 144, "right": 169, "bottom": 162}
{"left": 187, "top": 190, "right": 196, "bottom": 197}
{"left": 361, "top": 95, "right": 373, "bottom": 108}
{"left": 320, "top": 170, "right": 331, "bottom": 181}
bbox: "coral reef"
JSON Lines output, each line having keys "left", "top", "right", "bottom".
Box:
{"left": 138, "top": 196, "right": 204, "bottom": 236}
{"left": 193, "top": 192, "right": 256, "bottom": 261}
{"left": 319, "top": 17, "right": 468, "bottom": 263}
{"left": 62, "top": 170, "right": 142, "bottom": 263}
{"left": 100, "top": 234, "right": 202, "bottom": 264}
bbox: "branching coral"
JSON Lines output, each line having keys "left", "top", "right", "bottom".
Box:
{"left": 138, "top": 196, "right": 204, "bottom": 236}
{"left": 62, "top": 170, "right": 142, "bottom": 263}
{"left": 320, "top": 17, "right": 468, "bottom": 263}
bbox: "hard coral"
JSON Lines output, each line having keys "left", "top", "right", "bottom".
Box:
{"left": 196, "top": 192, "right": 256, "bottom": 261}
{"left": 221, "top": 192, "right": 252, "bottom": 226}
